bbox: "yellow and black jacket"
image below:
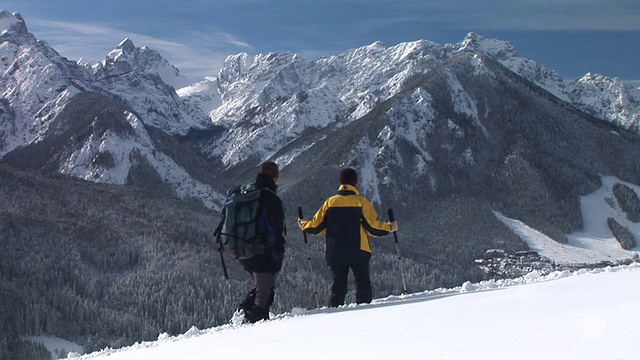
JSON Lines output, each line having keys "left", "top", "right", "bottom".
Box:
{"left": 301, "top": 184, "right": 393, "bottom": 267}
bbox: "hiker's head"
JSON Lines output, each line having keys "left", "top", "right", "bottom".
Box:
{"left": 260, "top": 161, "right": 279, "bottom": 182}
{"left": 339, "top": 168, "right": 357, "bottom": 186}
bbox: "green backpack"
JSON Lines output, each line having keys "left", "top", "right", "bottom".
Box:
{"left": 214, "top": 183, "right": 270, "bottom": 260}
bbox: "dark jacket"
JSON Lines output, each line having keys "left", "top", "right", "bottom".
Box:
{"left": 255, "top": 173, "right": 286, "bottom": 251}
{"left": 239, "top": 173, "right": 285, "bottom": 274}
{"left": 301, "top": 184, "right": 392, "bottom": 267}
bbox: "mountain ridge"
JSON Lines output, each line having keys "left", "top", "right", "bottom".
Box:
{"left": 178, "top": 32, "right": 640, "bottom": 175}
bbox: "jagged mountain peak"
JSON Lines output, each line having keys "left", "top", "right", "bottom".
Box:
{"left": 0, "top": 11, "right": 26, "bottom": 34}
{"left": 577, "top": 72, "right": 627, "bottom": 89}
{"left": 339, "top": 39, "right": 443, "bottom": 67}
{"left": 348, "top": 40, "right": 386, "bottom": 55}
{"left": 447, "top": 32, "right": 569, "bottom": 100}
{"left": 219, "top": 51, "right": 302, "bottom": 84}
{"left": 117, "top": 37, "right": 136, "bottom": 52}
{"left": 251, "top": 52, "right": 302, "bottom": 76}
{"left": 0, "top": 11, "right": 33, "bottom": 44}
{"left": 453, "top": 32, "right": 519, "bottom": 61}
{"left": 568, "top": 72, "right": 640, "bottom": 131}
{"left": 98, "top": 37, "right": 189, "bottom": 89}
{"left": 80, "top": 35, "right": 208, "bottom": 138}
{"left": 104, "top": 37, "right": 136, "bottom": 62}
{"left": 0, "top": 11, "right": 90, "bottom": 157}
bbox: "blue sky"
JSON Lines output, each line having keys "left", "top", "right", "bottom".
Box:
{"left": 2, "top": 0, "right": 639, "bottom": 82}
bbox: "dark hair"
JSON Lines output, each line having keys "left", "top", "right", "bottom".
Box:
{"left": 339, "top": 168, "right": 357, "bottom": 186}
{"left": 260, "top": 161, "right": 279, "bottom": 180}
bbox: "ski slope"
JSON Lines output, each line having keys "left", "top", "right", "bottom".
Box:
{"left": 495, "top": 176, "right": 640, "bottom": 265}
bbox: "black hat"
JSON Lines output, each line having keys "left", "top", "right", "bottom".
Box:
{"left": 339, "top": 168, "right": 357, "bottom": 186}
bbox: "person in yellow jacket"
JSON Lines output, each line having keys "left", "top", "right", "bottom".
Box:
{"left": 298, "top": 168, "right": 398, "bottom": 307}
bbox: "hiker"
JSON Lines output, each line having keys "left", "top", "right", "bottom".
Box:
{"left": 298, "top": 167, "right": 398, "bottom": 307}
{"left": 236, "top": 161, "right": 286, "bottom": 323}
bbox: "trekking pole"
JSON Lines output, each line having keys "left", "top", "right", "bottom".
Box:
{"left": 388, "top": 208, "right": 408, "bottom": 294}
{"left": 218, "top": 245, "right": 230, "bottom": 280}
{"left": 298, "top": 207, "right": 321, "bottom": 308}
{"left": 213, "top": 223, "right": 230, "bottom": 280}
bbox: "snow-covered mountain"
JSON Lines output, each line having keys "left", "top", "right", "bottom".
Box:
{"left": 89, "top": 37, "right": 210, "bottom": 135}
{"left": 0, "top": 10, "right": 91, "bottom": 157}
{"left": 178, "top": 32, "right": 640, "bottom": 173}
{"left": 0, "top": 11, "right": 226, "bottom": 207}
{"left": 179, "top": 39, "right": 450, "bottom": 169}
{"left": 568, "top": 73, "right": 640, "bottom": 132}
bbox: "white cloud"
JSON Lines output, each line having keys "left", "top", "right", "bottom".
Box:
{"left": 26, "top": 18, "right": 249, "bottom": 81}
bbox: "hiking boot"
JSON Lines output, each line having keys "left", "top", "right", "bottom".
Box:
{"left": 248, "top": 306, "right": 269, "bottom": 323}
{"left": 238, "top": 288, "right": 256, "bottom": 312}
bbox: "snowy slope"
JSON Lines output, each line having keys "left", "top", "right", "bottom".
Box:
{"left": 176, "top": 77, "right": 222, "bottom": 116}
{"left": 71, "top": 263, "right": 640, "bottom": 360}
{"left": 496, "top": 176, "right": 640, "bottom": 265}
{"left": 56, "top": 110, "right": 224, "bottom": 208}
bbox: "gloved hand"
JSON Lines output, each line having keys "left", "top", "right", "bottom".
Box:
{"left": 389, "top": 221, "right": 398, "bottom": 232}
{"left": 297, "top": 218, "right": 305, "bottom": 230}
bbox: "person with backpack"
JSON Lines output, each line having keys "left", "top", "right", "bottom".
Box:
{"left": 225, "top": 161, "right": 286, "bottom": 323}
{"left": 297, "top": 167, "right": 398, "bottom": 307}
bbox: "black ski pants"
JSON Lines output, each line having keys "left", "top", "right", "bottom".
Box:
{"left": 329, "top": 261, "right": 372, "bottom": 307}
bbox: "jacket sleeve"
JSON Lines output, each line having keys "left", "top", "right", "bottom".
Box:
{"left": 300, "top": 200, "right": 329, "bottom": 235}
{"left": 273, "top": 197, "right": 286, "bottom": 249}
{"left": 263, "top": 191, "right": 286, "bottom": 250}
{"left": 361, "top": 197, "right": 392, "bottom": 237}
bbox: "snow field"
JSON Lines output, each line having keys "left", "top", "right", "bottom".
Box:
{"left": 75, "top": 263, "right": 640, "bottom": 360}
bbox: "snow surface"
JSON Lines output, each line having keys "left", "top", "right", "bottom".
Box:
{"left": 68, "top": 263, "right": 640, "bottom": 360}
{"left": 496, "top": 175, "right": 640, "bottom": 265}
{"left": 25, "top": 336, "right": 83, "bottom": 359}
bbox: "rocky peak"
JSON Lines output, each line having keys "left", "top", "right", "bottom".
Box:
{"left": 568, "top": 72, "right": 640, "bottom": 131}
{"left": 0, "top": 11, "right": 33, "bottom": 44}
{"left": 453, "top": 32, "right": 519, "bottom": 61}
{"left": 117, "top": 37, "right": 137, "bottom": 53}
{"left": 98, "top": 37, "right": 187, "bottom": 89}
